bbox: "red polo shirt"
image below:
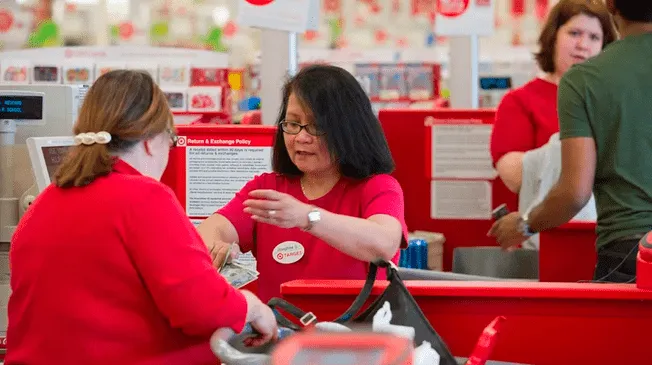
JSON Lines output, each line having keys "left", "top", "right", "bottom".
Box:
{"left": 218, "top": 173, "right": 407, "bottom": 303}
{"left": 490, "top": 78, "right": 559, "bottom": 164}
{"left": 7, "top": 159, "right": 246, "bottom": 365}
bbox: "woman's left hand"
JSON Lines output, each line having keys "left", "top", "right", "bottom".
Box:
{"left": 244, "top": 190, "right": 312, "bottom": 229}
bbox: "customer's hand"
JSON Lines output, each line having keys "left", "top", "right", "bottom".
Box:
{"left": 241, "top": 290, "right": 278, "bottom": 346}
{"left": 209, "top": 242, "right": 241, "bottom": 270}
{"left": 243, "top": 190, "right": 312, "bottom": 229}
{"left": 487, "top": 212, "right": 528, "bottom": 251}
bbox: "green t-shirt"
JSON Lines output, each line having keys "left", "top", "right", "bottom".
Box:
{"left": 558, "top": 32, "right": 652, "bottom": 249}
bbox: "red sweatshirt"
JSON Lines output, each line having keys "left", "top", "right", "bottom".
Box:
{"left": 490, "top": 77, "right": 559, "bottom": 164}
{"left": 7, "top": 159, "right": 246, "bottom": 365}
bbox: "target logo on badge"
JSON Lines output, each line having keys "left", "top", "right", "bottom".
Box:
{"left": 273, "top": 241, "right": 305, "bottom": 264}
{"left": 176, "top": 136, "right": 187, "bottom": 146}
{"left": 244, "top": 0, "right": 275, "bottom": 6}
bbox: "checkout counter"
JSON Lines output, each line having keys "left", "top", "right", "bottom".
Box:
{"left": 280, "top": 279, "right": 652, "bottom": 364}
{"left": 272, "top": 108, "right": 649, "bottom": 364}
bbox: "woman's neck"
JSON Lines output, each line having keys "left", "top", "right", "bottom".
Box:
{"left": 300, "top": 171, "right": 341, "bottom": 200}
{"left": 117, "top": 151, "right": 159, "bottom": 180}
{"left": 541, "top": 72, "right": 561, "bottom": 85}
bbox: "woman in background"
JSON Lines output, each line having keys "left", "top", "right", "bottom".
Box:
{"left": 199, "top": 65, "right": 408, "bottom": 303}
{"left": 7, "top": 70, "right": 276, "bottom": 365}
{"left": 490, "top": 0, "right": 617, "bottom": 193}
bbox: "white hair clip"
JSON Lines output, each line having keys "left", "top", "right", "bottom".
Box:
{"left": 74, "top": 131, "right": 112, "bottom": 146}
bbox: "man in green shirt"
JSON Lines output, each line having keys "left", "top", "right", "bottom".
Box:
{"left": 489, "top": 0, "right": 652, "bottom": 282}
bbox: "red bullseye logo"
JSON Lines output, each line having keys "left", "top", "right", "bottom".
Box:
{"left": 277, "top": 253, "right": 284, "bottom": 260}
{"left": 245, "top": 0, "right": 274, "bottom": 5}
{"left": 437, "top": 0, "right": 470, "bottom": 17}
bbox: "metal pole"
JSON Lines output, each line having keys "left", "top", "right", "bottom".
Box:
{"left": 288, "top": 32, "right": 298, "bottom": 77}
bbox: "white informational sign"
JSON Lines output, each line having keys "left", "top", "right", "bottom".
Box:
{"left": 435, "top": 0, "right": 495, "bottom": 36}
{"left": 430, "top": 122, "right": 497, "bottom": 179}
{"left": 430, "top": 180, "right": 492, "bottom": 220}
{"left": 238, "top": 0, "right": 317, "bottom": 33}
{"left": 181, "top": 136, "right": 272, "bottom": 218}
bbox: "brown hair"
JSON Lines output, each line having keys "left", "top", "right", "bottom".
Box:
{"left": 535, "top": 0, "right": 618, "bottom": 73}
{"left": 54, "top": 70, "right": 173, "bottom": 188}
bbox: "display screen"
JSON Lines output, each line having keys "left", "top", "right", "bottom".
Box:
{"left": 291, "top": 349, "right": 384, "bottom": 365}
{"left": 479, "top": 77, "right": 512, "bottom": 90}
{"left": 0, "top": 95, "right": 43, "bottom": 120}
{"left": 42, "top": 145, "right": 72, "bottom": 180}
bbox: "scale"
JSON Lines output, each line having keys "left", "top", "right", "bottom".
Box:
{"left": 270, "top": 331, "right": 413, "bottom": 365}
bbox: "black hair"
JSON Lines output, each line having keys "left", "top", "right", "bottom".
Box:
{"left": 272, "top": 64, "right": 395, "bottom": 179}
{"left": 614, "top": 0, "right": 652, "bottom": 22}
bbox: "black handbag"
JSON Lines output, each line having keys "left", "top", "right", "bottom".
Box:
{"left": 267, "top": 260, "right": 458, "bottom": 365}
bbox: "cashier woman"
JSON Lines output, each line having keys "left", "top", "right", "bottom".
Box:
{"left": 198, "top": 64, "right": 408, "bottom": 303}
{"left": 7, "top": 70, "right": 277, "bottom": 364}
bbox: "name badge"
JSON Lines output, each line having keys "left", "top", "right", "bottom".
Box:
{"left": 273, "top": 241, "right": 305, "bottom": 264}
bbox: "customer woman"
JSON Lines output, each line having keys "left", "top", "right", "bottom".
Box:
{"left": 199, "top": 65, "right": 408, "bottom": 303}
{"left": 7, "top": 70, "right": 277, "bottom": 365}
{"left": 490, "top": 0, "right": 617, "bottom": 193}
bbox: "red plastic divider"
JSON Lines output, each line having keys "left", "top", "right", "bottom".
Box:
{"left": 379, "top": 109, "right": 517, "bottom": 271}
{"left": 281, "top": 279, "right": 652, "bottom": 365}
{"left": 160, "top": 124, "right": 277, "bottom": 295}
{"left": 539, "top": 222, "right": 597, "bottom": 282}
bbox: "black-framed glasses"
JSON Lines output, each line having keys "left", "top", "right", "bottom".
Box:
{"left": 168, "top": 128, "right": 178, "bottom": 147}
{"left": 280, "top": 121, "right": 325, "bottom": 136}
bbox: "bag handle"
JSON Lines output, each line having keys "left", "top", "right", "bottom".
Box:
{"left": 267, "top": 260, "right": 396, "bottom": 326}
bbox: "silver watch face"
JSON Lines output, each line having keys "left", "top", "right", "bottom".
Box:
{"left": 308, "top": 210, "right": 321, "bottom": 222}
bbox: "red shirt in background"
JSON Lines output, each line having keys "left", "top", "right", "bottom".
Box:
{"left": 490, "top": 78, "right": 559, "bottom": 164}
{"left": 218, "top": 173, "right": 408, "bottom": 303}
{"left": 7, "top": 160, "right": 246, "bottom": 365}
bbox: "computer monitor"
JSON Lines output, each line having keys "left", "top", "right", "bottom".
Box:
{"left": 26, "top": 136, "right": 76, "bottom": 192}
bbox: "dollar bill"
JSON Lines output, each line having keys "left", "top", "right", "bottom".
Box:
{"left": 232, "top": 251, "right": 258, "bottom": 274}
{"left": 219, "top": 261, "right": 259, "bottom": 289}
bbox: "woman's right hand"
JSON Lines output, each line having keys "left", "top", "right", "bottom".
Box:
{"left": 241, "top": 290, "right": 278, "bottom": 346}
{"left": 209, "top": 242, "right": 241, "bottom": 270}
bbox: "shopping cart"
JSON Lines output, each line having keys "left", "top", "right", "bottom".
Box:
{"left": 211, "top": 323, "right": 295, "bottom": 365}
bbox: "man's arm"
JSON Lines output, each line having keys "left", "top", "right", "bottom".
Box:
{"left": 527, "top": 137, "right": 596, "bottom": 231}
{"left": 488, "top": 70, "right": 598, "bottom": 249}
{"left": 527, "top": 68, "right": 598, "bottom": 231}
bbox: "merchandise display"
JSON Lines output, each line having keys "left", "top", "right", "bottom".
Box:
{"left": 0, "top": 47, "right": 239, "bottom": 124}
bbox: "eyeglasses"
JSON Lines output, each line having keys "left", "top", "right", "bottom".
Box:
{"left": 280, "top": 121, "right": 325, "bottom": 136}
{"left": 167, "top": 128, "right": 178, "bottom": 147}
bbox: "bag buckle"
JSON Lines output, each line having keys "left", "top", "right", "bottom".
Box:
{"left": 299, "top": 312, "right": 317, "bottom": 327}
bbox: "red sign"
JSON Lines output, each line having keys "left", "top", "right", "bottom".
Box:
{"left": 245, "top": 0, "right": 275, "bottom": 5}
{"left": 0, "top": 9, "right": 14, "bottom": 33}
{"left": 437, "top": 0, "right": 470, "bottom": 17}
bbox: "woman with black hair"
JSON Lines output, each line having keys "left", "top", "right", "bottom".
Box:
{"left": 198, "top": 65, "right": 407, "bottom": 302}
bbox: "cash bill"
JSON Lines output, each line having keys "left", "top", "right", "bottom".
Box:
{"left": 220, "top": 261, "right": 259, "bottom": 289}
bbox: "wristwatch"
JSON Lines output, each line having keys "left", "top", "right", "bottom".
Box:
{"left": 303, "top": 208, "right": 321, "bottom": 231}
{"left": 519, "top": 215, "right": 536, "bottom": 237}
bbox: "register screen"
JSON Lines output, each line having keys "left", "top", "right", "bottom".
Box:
{"left": 0, "top": 95, "right": 43, "bottom": 120}
{"left": 41, "top": 145, "right": 72, "bottom": 180}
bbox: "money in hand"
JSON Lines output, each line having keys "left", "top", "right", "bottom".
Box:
{"left": 220, "top": 261, "right": 259, "bottom": 289}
